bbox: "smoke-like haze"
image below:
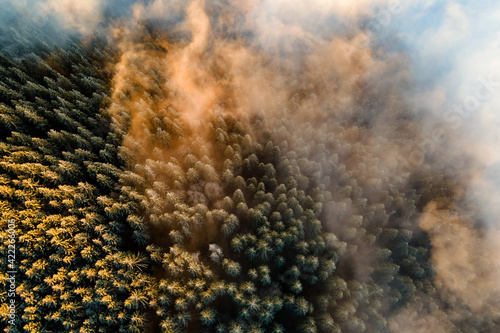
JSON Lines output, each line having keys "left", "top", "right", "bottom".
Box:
{"left": 384, "top": 1, "right": 500, "bottom": 330}
{"left": 108, "top": 1, "right": 500, "bottom": 329}
{"left": 3, "top": 0, "right": 500, "bottom": 331}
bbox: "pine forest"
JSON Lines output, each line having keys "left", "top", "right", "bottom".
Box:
{"left": 1, "top": 1, "right": 499, "bottom": 332}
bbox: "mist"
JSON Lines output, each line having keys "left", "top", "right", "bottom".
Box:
{"left": 2, "top": 0, "right": 499, "bottom": 332}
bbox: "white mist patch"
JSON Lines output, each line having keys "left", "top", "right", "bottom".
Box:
{"left": 420, "top": 202, "right": 500, "bottom": 314}
{"left": 47, "top": 0, "right": 103, "bottom": 34}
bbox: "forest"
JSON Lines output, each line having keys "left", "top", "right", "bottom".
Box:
{"left": 0, "top": 0, "right": 499, "bottom": 332}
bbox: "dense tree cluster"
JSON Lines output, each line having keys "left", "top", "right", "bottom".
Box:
{"left": 0, "top": 24, "right": 496, "bottom": 333}
{"left": 0, "top": 43, "right": 157, "bottom": 333}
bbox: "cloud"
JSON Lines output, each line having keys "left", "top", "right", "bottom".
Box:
{"left": 47, "top": 0, "right": 103, "bottom": 34}
{"left": 419, "top": 2, "right": 471, "bottom": 56}
{"left": 419, "top": 202, "right": 500, "bottom": 314}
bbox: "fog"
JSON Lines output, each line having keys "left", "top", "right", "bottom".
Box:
{"left": 2, "top": 0, "right": 499, "bottom": 331}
